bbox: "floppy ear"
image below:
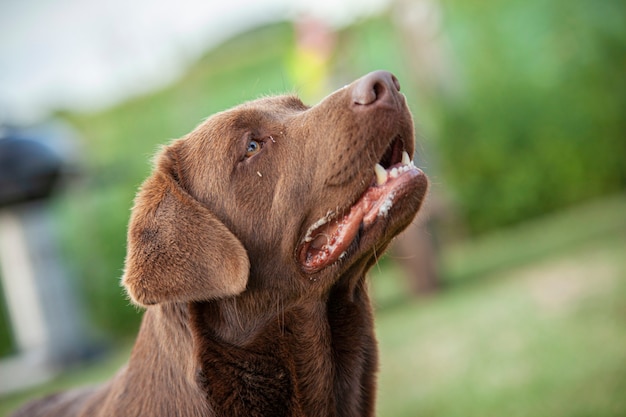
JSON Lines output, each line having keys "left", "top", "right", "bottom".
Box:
{"left": 122, "top": 144, "right": 249, "bottom": 307}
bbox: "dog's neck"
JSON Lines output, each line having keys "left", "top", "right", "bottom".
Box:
{"left": 193, "top": 257, "right": 374, "bottom": 346}
{"left": 191, "top": 269, "right": 377, "bottom": 417}
{"left": 119, "top": 268, "right": 377, "bottom": 417}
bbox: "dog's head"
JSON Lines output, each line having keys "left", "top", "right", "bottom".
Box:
{"left": 123, "top": 71, "right": 428, "bottom": 306}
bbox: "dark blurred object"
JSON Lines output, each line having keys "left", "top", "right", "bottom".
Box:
{"left": 0, "top": 129, "right": 63, "bottom": 207}
{"left": 392, "top": 207, "right": 440, "bottom": 296}
{"left": 0, "top": 122, "right": 99, "bottom": 394}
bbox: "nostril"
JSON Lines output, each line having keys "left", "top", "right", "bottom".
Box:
{"left": 372, "top": 82, "right": 385, "bottom": 101}
{"left": 351, "top": 70, "right": 401, "bottom": 106}
{"left": 391, "top": 74, "right": 401, "bottom": 92}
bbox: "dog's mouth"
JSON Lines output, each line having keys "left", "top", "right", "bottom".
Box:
{"left": 298, "top": 136, "right": 425, "bottom": 274}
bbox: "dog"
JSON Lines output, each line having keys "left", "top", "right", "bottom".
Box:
{"left": 11, "top": 70, "right": 428, "bottom": 417}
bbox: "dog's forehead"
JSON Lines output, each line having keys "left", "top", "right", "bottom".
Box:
{"left": 192, "top": 95, "right": 309, "bottom": 149}
{"left": 212, "top": 95, "right": 308, "bottom": 127}
{"left": 241, "top": 95, "right": 309, "bottom": 113}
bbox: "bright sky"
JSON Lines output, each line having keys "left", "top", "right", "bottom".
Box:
{"left": 0, "top": 0, "right": 390, "bottom": 123}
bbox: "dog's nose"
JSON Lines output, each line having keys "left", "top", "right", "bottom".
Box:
{"left": 351, "top": 70, "right": 401, "bottom": 106}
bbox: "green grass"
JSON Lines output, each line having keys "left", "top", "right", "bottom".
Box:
{"left": 441, "top": 194, "right": 626, "bottom": 285}
{"left": 375, "top": 240, "right": 626, "bottom": 417}
{"left": 370, "top": 194, "right": 626, "bottom": 417}
{"left": 2, "top": 194, "right": 625, "bottom": 416}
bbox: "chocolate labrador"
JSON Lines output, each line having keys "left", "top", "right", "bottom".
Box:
{"left": 11, "top": 70, "right": 428, "bottom": 417}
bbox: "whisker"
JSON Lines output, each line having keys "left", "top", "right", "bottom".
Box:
{"left": 372, "top": 245, "right": 383, "bottom": 275}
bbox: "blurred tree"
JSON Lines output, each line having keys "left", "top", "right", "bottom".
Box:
{"left": 435, "top": 0, "right": 626, "bottom": 234}
{"left": 387, "top": 0, "right": 453, "bottom": 295}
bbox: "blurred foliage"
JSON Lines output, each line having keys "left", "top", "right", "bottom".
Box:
{"left": 0, "top": 281, "right": 13, "bottom": 357}
{"left": 436, "top": 0, "right": 626, "bottom": 233}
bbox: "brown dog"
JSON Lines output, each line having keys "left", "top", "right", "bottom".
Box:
{"left": 11, "top": 70, "right": 428, "bottom": 417}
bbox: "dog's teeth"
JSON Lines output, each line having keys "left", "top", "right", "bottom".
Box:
{"left": 378, "top": 191, "right": 396, "bottom": 218}
{"left": 390, "top": 167, "right": 399, "bottom": 179}
{"left": 401, "top": 151, "right": 411, "bottom": 166}
{"left": 374, "top": 163, "right": 388, "bottom": 185}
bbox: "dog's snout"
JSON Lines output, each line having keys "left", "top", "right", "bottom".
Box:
{"left": 351, "top": 70, "right": 401, "bottom": 107}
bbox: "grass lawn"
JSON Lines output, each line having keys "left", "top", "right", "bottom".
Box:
{"left": 375, "top": 238, "right": 626, "bottom": 417}
{"left": 2, "top": 195, "right": 625, "bottom": 416}
{"left": 372, "top": 195, "right": 626, "bottom": 417}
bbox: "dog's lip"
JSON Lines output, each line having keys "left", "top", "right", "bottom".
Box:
{"left": 297, "top": 155, "right": 424, "bottom": 274}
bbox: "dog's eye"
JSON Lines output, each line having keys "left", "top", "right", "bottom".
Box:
{"left": 246, "top": 139, "right": 262, "bottom": 157}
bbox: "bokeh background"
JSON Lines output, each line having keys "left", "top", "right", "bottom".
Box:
{"left": 1, "top": 0, "right": 625, "bottom": 416}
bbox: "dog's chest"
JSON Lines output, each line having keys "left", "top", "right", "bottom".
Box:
{"left": 193, "top": 305, "right": 363, "bottom": 417}
{"left": 199, "top": 346, "right": 300, "bottom": 416}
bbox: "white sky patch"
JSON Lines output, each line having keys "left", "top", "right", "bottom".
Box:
{"left": 0, "top": 0, "right": 390, "bottom": 122}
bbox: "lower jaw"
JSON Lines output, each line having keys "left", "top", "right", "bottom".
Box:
{"left": 298, "top": 169, "right": 426, "bottom": 275}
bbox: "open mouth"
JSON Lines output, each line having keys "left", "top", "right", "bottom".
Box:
{"left": 298, "top": 136, "right": 424, "bottom": 274}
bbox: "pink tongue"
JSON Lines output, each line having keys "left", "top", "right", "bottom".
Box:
{"left": 304, "top": 208, "right": 363, "bottom": 269}
{"left": 310, "top": 234, "right": 329, "bottom": 250}
{"left": 302, "top": 196, "right": 370, "bottom": 272}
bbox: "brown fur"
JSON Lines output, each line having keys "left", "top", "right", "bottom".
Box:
{"left": 11, "top": 71, "right": 428, "bottom": 417}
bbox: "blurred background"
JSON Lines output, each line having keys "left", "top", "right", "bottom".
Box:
{"left": 1, "top": 0, "right": 625, "bottom": 415}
